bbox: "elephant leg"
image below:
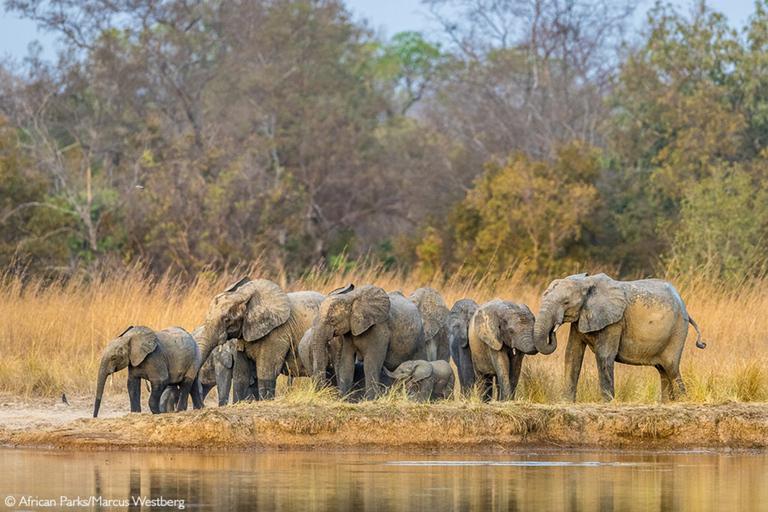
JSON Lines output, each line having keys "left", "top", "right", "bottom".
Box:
{"left": 127, "top": 376, "right": 142, "bottom": 413}
{"left": 655, "top": 365, "right": 673, "bottom": 402}
{"left": 216, "top": 368, "right": 232, "bottom": 407}
{"left": 564, "top": 329, "right": 587, "bottom": 402}
{"left": 232, "top": 350, "right": 252, "bottom": 403}
{"left": 460, "top": 350, "right": 475, "bottom": 394}
{"left": 490, "top": 350, "right": 513, "bottom": 400}
{"left": 474, "top": 374, "right": 493, "bottom": 402}
{"left": 595, "top": 355, "right": 615, "bottom": 402}
{"left": 159, "top": 386, "right": 176, "bottom": 413}
{"left": 417, "top": 381, "right": 433, "bottom": 402}
{"left": 175, "top": 376, "right": 196, "bottom": 411}
{"left": 661, "top": 360, "right": 686, "bottom": 400}
{"left": 508, "top": 351, "right": 525, "bottom": 399}
{"left": 190, "top": 377, "right": 204, "bottom": 409}
{"left": 148, "top": 380, "right": 168, "bottom": 414}
{"left": 362, "top": 350, "right": 386, "bottom": 401}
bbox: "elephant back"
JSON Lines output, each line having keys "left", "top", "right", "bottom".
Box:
{"left": 155, "top": 327, "right": 202, "bottom": 385}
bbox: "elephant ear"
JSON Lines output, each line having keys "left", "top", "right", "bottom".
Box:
{"left": 215, "top": 346, "right": 234, "bottom": 369}
{"left": 238, "top": 279, "right": 292, "bottom": 342}
{"left": 518, "top": 303, "right": 533, "bottom": 319}
{"left": 126, "top": 326, "right": 158, "bottom": 367}
{"left": 351, "top": 286, "right": 390, "bottom": 336}
{"left": 473, "top": 302, "right": 503, "bottom": 351}
{"left": 409, "top": 287, "right": 450, "bottom": 340}
{"left": 412, "top": 361, "right": 433, "bottom": 382}
{"left": 330, "top": 284, "right": 355, "bottom": 295}
{"left": 578, "top": 274, "right": 627, "bottom": 333}
{"left": 224, "top": 276, "right": 251, "bottom": 292}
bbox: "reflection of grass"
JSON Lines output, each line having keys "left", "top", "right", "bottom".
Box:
{"left": 0, "top": 264, "right": 767, "bottom": 404}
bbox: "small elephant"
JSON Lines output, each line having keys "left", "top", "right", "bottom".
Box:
{"left": 534, "top": 273, "right": 705, "bottom": 402}
{"left": 161, "top": 335, "right": 237, "bottom": 411}
{"left": 93, "top": 326, "right": 203, "bottom": 417}
{"left": 298, "top": 326, "right": 366, "bottom": 401}
{"left": 448, "top": 299, "right": 479, "bottom": 392}
{"left": 309, "top": 285, "right": 427, "bottom": 400}
{"left": 469, "top": 299, "right": 536, "bottom": 401}
{"left": 196, "top": 277, "right": 326, "bottom": 400}
{"left": 409, "top": 287, "right": 451, "bottom": 362}
{"left": 383, "top": 360, "right": 455, "bottom": 401}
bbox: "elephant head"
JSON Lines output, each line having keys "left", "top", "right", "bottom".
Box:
{"left": 383, "top": 360, "right": 432, "bottom": 383}
{"left": 196, "top": 277, "right": 292, "bottom": 365}
{"left": 472, "top": 299, "right": 537, "bottom": 355}
{"left": 94, "top": 326, "right": 157, "bottom": 417}
{"left": 310, "top": 285, "right": 390, "bottom": 379}
{"left": 448, "top": 299, "right": 479, "bottom": 349}
{"left": 408, "top": 287, "right": 450, "bottom": 340}
{"left": 534, "top": 273, "right": 627, "bottom": 355}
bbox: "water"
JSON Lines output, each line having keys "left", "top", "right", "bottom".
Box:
{"left": 1, "top": 449, "right": 765, "bottom": 510}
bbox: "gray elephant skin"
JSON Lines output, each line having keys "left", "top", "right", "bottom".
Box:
{"left": 196, "top": 277, "right": 325, "bottom": 400}
{"left": 161, "top": 335, "right": 237, "bottom": 411}
{"left": 409, "top": 287, "right": 451, "bottom": 362}
{"left": 534, "top": 273, "right": 705, "bottom": 402}
{"left": 93, "top": 326, "right": 203, "bottom": 417}
{"left": 310, "top": 285, "right": 427, "bottom": 400}
{"left": 298, "top": 326, "right": 366, "bottom": 401}
{"left": 384, "top": 360, "right": 455, "bottom": 401}
{"left": 448, "top": 299, "right": 479, "bottom": 392}
{"left": 469, "top": 299, "right": 536, "bottom": 401}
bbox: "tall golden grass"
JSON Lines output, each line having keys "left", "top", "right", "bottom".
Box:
{"left": 0, "top": 263, "right": 766, "bottom": 403}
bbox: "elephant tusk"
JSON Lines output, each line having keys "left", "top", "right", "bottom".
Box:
{"left": 553, "top": 323, "right": 561, "bottom": 333}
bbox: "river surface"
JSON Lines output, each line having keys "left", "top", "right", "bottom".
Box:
{"left": 1, "top": 449, "right": 765, "bottom": 511}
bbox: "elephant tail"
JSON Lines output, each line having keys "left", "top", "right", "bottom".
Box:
{"left": 689, "top": 317, "right": 705, "bottom": 349}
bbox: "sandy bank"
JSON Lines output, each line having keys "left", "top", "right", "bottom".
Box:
{"left": 1, "top": 395, "right": 767, "bottom": 451}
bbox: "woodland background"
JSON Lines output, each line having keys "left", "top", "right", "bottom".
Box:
{"left": 1, "top": 0, "right": 768, "bottom": 283}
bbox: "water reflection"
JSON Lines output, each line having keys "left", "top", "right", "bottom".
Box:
{"left": 0, "top": 450, "right": 765, "bottom": 511}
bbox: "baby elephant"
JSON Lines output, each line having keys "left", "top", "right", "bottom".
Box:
{"left": 383, "top": 360, "right": 455, "bottom": 401}
{"left": 93, "top": 326, "right": 203, "bottom": 417}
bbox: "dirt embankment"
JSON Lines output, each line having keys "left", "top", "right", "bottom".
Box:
{"left": 1, "top": 394, "right": 767, "bottom": 451}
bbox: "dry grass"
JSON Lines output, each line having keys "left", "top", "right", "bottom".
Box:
{"left": 0, "top": 263, "right": 766, "bottom": 404}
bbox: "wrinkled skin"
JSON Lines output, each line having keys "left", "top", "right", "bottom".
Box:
{"left": 298, "top": 327, "right": 366, "bottom": 401}
{"left": 534, "top": 273, "right": 705, "bottom": 402}
{"left": 93, "top": 326, "right": 203, "bottom": 417}
{"left": 196, "top": 278, "right": 325, "bottom": 400}
{"left": 408, "top": 287, "right": 451, "bottom": 362}
{"left": 448, "top": 299, "right": 479, "bottom": 393}
{"left": 469, "top": 299, "right": 536, "bottom": 401}
{"left": 384, "top": 360, "right": 455, "bottom": 401}
{"left": 161, "top": 334, "right": 237, "bottom": 411}
{"left": 310, "top": 286, "right": 426, "bottom": 400}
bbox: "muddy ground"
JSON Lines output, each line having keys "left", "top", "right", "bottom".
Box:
{"left": 1, "top": 394, "right": 767, "bottom": 452}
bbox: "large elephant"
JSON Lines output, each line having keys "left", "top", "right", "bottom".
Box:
{"left": 196, "top": 277, "right": 325, "bottom": 400}
{"left": 298, "top": 326, "right": 366, "bottom": 401}
{"left": 93, "top": 326, "right": 203, "bottom": 417}
{"left": 448, "top": 299, "right": 479, "bottom": 392}
{"left": 469, "top": 299, "right": 536, "bottom": 401}
{"left": 408, "top": 287, "right": 451, "bottom": 362}
{"left": 533, "top": 273, "right": 705, "bottom": 402}
{"left": 310, "top": 286, "right": 427, "bottom": 399}
{"left": 384, "top": 360, "right": 454, "bottom": 401}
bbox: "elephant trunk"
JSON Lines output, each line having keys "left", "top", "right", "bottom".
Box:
{"left": 382, "top": 367, "right": 397, "bottom": 380}
{"left": 311, "top": 322, "right": 333, "bottom": 381}
{"left": 518, "top": 331, "right": 538, "bottom": 355}
{"left": 197, "top": 323, "right": 225, "bottom": 370}
{"left": 93, "top": 358, "right": 111, "bottom": 418}
{"left": 534, "top": 306, "right": 559, "bottom": 355}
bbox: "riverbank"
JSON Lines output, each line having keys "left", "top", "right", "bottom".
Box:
{"left": 1, "top": 395, "right": 767, "bottom": 452}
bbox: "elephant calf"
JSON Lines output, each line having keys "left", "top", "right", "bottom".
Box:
{"left": 383, "top": 360, "right": 455, "bottom": 401}
{"left": 94, "top": 326, "right": 203, "bottom": 417}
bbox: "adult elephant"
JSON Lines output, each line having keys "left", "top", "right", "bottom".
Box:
{"left": 310, "top": 286, "right": 426, "bottom": 400}
{"left": 196, "top": 277, "right": 325, "bottom": 400}
{"left": 448, "top": 299, "right": 479, "bottom": 392}
{"left": 469, "top": 300, "right": 536, "bottom": 401}
{"left": 94, "top": 326, "right": 203, "bottom": 417}
{"left": 298, "top": 326, "right": 366, "bottom": 401}
{"left": 534, "top": 273, "right": 705, "bottom": 402}
{"left": 408, "top": 287, "right": 451, "bottom": 362}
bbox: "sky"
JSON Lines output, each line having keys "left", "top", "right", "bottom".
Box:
{"left": 0, "top": 0, "right": 759, "bottom": 62}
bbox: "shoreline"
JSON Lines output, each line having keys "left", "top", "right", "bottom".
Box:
{"left": 1, "top": 398, "right": 767, "bottom": 452}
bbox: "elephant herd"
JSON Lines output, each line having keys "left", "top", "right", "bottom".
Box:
{"left": 93, "top": 273, "right": 705, "bottom": 417}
